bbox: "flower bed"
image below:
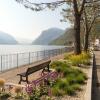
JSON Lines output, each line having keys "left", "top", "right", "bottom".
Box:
{"left": 0, "top": 52, "right": 91, "bottom": 100}
{"left": 50, "top": 60, "right": 87, "bottom": 97}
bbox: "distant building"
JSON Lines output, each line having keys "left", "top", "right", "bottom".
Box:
{"left": 94, "top": 39, "right": 100, "bottom": 46}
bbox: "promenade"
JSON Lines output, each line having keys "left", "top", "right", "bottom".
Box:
{"left": 92, "top": 51, "right": 100, "bottom": 100}
{"left": 0, "top": 54, "right": 64, "bottom": 85}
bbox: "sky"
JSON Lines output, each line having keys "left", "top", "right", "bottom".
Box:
{"left": 0, "top": 0, "right": 71, "bottom": 43}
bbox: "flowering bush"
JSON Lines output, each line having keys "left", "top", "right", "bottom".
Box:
{"left": 26, "top": 84, "right": 49, "bottom": 100}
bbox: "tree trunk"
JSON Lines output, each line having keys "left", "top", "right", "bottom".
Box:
{"left": 74, "top": 14, "right": 81, "bottom": 55}
{"left": 84, "top": 30, "right": 89, "bottom": 52}
{"left": 73, "top": 0, "right": 82, "bottom": 55}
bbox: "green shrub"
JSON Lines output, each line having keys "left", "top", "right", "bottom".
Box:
{"left": 58, "top": 79, "right": 69, "bottom": 89}
{"left": 66, "top": 71, "right": 86, "bottom": 84}
{"left": 50, "top": 60, "right": 67, "bottom": 68}
{"left": 52, "top": 79, "right": 75, "bottom": 96}
{"left": 50, "top": 60, "right": 70, "bottom": 74}
{"left": 64, "top": 85, "right": 75, "bottom": 95}
{"left": 64, "top": 52, "right": 74, "bottom": 60}
{"left": 67, "top": 52, "right": 91, "bottom": 66}
{"left": 63, "top": 67, "right": 82, "bottom": 77}
{"left": 50, "top": 60, "right": 87, "bottom": 97}
{"left": 82, "top": 73, "right": 88, "bottom": 80}
{"left": 80, "top": 52, "right": 91, "bottom": 65}
{"left": 69, "top": 55, "right": 82, "bottom": 66}
{"left": 71, "top": 84, "right": 81, "bottom": 91}
{"left": 52, "top": 78, "right": 82, "bottom": 95}
{"left": 51, "top": 68, "right": 87, "bottom": 96}
{"left": 82, "top": 59, "right": 90, "bottom": 65}
{"left": 64, "top": 51, "right": 91, "bottom": 66}
{"left": 75, "top": 74, "right": 86, "bottom": 84}
{"left": 51, "top": 86, "right": 65, "bottom": 96}
{"left": 81, "top": 52, "right": 91, "bottom": 59}
{"left": 67, "top": 74, "right": 77, "bottom": 84}
{"left": 63, "top": 67, "right": 73, "bottom": 77}
{"left": 55, "top": 67, "right": 62, "bottom": 73}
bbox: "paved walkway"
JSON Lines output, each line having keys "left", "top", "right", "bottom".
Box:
{"left": 92, "top": 51, "right": 100, "bottom": 100}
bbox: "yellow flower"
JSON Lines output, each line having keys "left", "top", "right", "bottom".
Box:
{"left": 0, "top": 78, "right": 5, "bottom": 87}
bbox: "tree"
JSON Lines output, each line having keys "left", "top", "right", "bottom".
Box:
{"left": 15, "top": 0, "right": 90, "bottom": 54}
{"left": 82, "top": 0, "right": 100, "bottom": 52}
{"left": 90, "top": 18, "right": 100, "bottom": 43}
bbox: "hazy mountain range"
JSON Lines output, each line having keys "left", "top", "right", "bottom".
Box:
{"left": 0, "top": 27, "right": 74, "bottom": 45}
{"left": 32, "top": 28, "right": 64, "bottom": 45}
{"left": 32, "top": 27, "right": 74, "bottom": 45}
{"left": 0, "top": 31, "right": 18, "bottom": 44}
{"left": 50, "top": 28, "right": 74, "bottom": 45}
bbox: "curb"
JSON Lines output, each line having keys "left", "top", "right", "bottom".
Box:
{"left": 84, "top": 53, "right": 94, "bottom": 100}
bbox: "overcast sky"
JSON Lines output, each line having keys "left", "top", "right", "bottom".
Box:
{"left": 0, "top": 0, "right": 71, "bottom": 43}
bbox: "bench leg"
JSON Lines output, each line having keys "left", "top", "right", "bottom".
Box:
{"left": 47, "top": 65, "right": 50, "bottom": 72}
{"left": 41, "top": 69, "right": 46, "bottom": 76}
{"left": 26, "top": 76, "right": 29, "bottom": 84}
{"left": 19, "top": 76, "right": 22, "bottom": 84}
{"left": 18, "top": 76, "right": 29, "bottom": 84}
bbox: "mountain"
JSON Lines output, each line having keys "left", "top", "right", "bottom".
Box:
{"left": 32, "top": 28, "right": 64, "bottom": 45}
{"left": 0, "top": 31, "right": 18, "bottom": 44}
{"left": 49, "top": 28, "right": 75, "bottom": 45}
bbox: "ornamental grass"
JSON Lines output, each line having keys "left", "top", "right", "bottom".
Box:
{"left": 64, "top": 51, "right": 91, "bottom": 66}
{"left": 50, "top": 60, "right": 87, "bottom": 96}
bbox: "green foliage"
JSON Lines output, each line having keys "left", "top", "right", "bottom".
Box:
{"left": 26, "top": 53, "right": 88, "bottom": 98}
{"left": 15, "top": 95, "right": 24, "bottom": 99}
{"left": 71, "top": 84, "right": 81, "bottom": 91}
{"left": 64, "top": 85, "right": 75, "bottom": 95}
{"left": 27, "top": 85, "right": 48, "bottom": 100}
{"left": 0, "top": 92, "right": 11, "bottom": 99}
{"left": 64, "top": 52, "right": 74, "bottom": 60}
{"left": 66, "top": 74, "right": 77, "bottom": 84}
{"left": 50, "top": 60, "right": 70, "bottom": 73}
{"left": 50, "top": 60, "right": 87, "bottom": 96}
{"left": 51, "top": 86, "right": 65, "bottom": 96}
{"left": 64, "top": 52, "right": 91, "bottom": 66}
{"left": 75, "top": 75, "right": 86, "bottom": 84}
{"left": 69, "top": 55, "right": 82, "bottom": 66}
{"left": 28, "top": 88, "right": 40, "bottom": 100}
{"left": 39, "top": 85, "right": 48, "bottom": 96}
{"left": 56, "top": 78, "right": 69, "bottom": 89}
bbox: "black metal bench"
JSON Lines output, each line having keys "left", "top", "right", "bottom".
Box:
{"left": 17, "top": 60, "right": 51, "bottom": 84}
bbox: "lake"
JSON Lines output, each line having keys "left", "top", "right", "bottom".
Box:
{"left": 0, "top": 45, "right": 66, "bottom": 55}
{"left": 0, "top": 45, "right": 68, "bottom": 72}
